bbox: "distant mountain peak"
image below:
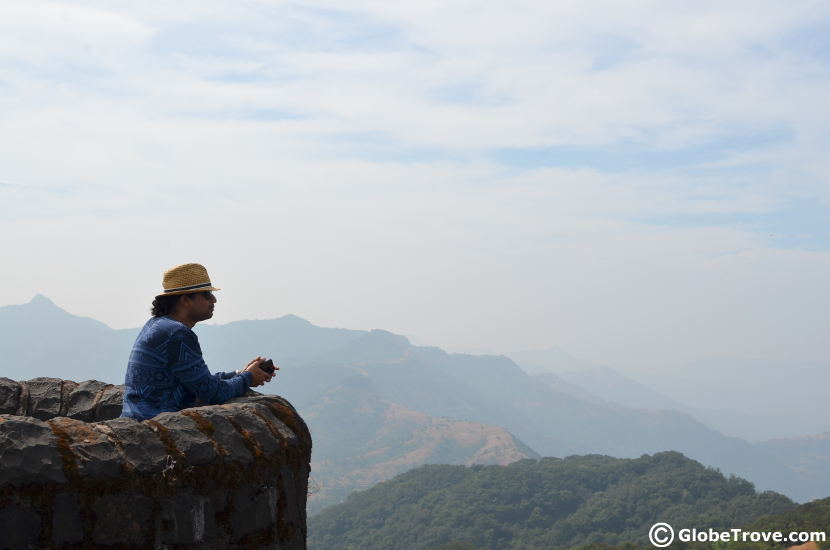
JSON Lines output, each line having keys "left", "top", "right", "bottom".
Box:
{"left": 278, "top": 314, "right": 312, "bottom": 325}
{"left": 366, "top": 329, "right": 410, "bottom": 346}
{"left": 29, "top": 294, "right": 58, "bottom": 307}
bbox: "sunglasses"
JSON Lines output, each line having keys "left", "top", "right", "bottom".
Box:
{"left": 182, "top": 290, "right": 214, "bottom": 301}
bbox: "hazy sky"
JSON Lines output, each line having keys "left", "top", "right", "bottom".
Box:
{"left": 1, "top": 1, "right": 828, "bottom": 371}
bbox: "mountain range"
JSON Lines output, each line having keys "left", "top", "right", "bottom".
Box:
{"left": 1, "top": 295, "right": 829, "bottom": 511}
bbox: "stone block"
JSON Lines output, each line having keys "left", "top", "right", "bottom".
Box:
{"left": 0, "top": 504, "right": 41, "bottom": 550}
{"left": 232, "top": 484, "right": 278, "bottom": 539}
{"left": 216, "top": 406, "right": 281, "bottom": 457}
{"left": 94, "top": 385, "right": 124, "bottom": 421}
{"left": 200, "top": 489, "right": 230, "bottom": 541}
{"left": 247, "top": 402, "right": 299, "bottom": 442}
{"left": 65, "top": 380, "right": 108, "bottom": 422}
{"left": 281, "top": 537, "right": 307, "bottom": 550}
{"left": 0, "top": 378, "right": 20, "bottom": 415}
{"left": 49, "top": 417, "right": 122, "bottom": 479}
{"left": 52, "top": 494, "right": 83, "bottom": 544}
{"left": 0, "top": 415, "right": 66, "bottom": 486}
{"left": 92, "top": 494, "right": 151, "bottom": 545}
{"left": 25, "top": 377, "right": 63, "bottom": 421}
{"left": 280, "top": 465, "right": 300, "bottom": 520}
{"left": 153, "top": 412, "right": 217, "bottom": 465}
{"left": 186, "top": 407, "right": 253, "bottom": 464}
{"left": 160, "top": 493, "right": 207, "bottom": 544}
{"left": 102, "top": 417, "right": 166, "bottom": 473}
{"left": 15, "top": 382, "right": 29, "bottom": 416}
{"left": 57, "top": 380, "right": 77, "bottom": 416}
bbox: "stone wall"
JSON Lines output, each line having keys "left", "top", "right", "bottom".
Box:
{"left": 0, "top": 377, "right": 312, "bottom": 550}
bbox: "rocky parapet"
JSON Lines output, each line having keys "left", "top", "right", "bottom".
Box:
{"left": 0, "top": 377, "right": 311, "bottom": 550}
{"left": 0, "top": 377, "right": 122, "bottom": 422}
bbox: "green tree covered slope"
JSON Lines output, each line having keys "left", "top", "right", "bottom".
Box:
{"left": 309, "top": 452, "right": 794, "bottom": 550}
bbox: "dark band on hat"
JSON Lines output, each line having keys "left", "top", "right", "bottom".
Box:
{"left": 164, "top": 282, "right": 213, "bottom": 293}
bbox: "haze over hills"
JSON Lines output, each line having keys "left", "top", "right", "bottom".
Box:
{"left": 0, "top": 294, "right": 137, "bottom": 383}
{"left": 648, "top": 355, "right": 830, "bottom": 442}
{"left": 507, "top": 347, "right": 830, "bottom": 443}
{"left": 305, "top": 375, "right": 539, "bottom": 513}
{"left": 292, "top": 330, "right": 798, "bottom": 500}
{"left": 2, "top": 296, "right": 830, "bottom": 507}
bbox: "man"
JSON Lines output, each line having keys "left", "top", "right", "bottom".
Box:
{"left": 121, "top": 263, "right": 274, "bottom": 421}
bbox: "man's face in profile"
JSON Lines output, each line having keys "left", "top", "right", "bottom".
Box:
{"left": 183, "top": 291, "right": 216, "bottom": 324}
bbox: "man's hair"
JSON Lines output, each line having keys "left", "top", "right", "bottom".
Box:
{"left": 151, "top": 294, "right": 184, "bottom": 317}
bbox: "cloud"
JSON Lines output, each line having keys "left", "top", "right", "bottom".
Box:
{"left": 4, "top": 1, "right": 829, "bottom": 155}
{"left": 0, "top": 1, "right": 828, "bottom": 368}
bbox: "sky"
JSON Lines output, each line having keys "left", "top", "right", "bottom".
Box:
{"left": 0, "top": 0, "right": 828, "bottom": 372}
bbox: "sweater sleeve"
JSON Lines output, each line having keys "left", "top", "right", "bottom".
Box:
{"left": 168, "top": 328, "right": 251, "bottom": 404}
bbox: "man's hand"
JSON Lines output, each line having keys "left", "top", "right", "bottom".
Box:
{"left": 243, "top": 356, "right": 277, "bottom": 387}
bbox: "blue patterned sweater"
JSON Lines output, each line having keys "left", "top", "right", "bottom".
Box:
{"left": 120, "top": 316, "right": 253, "bottom": 421}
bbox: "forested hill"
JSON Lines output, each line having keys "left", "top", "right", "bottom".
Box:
{"left": 416, "top": 496, "right": 830, "bottom": 550}
{"left": 309, "top": 452, "right": 795, "bottom": 550}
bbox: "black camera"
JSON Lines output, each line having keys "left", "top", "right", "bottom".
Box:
{"left": 260, "top": 358, "right": 276, "bottom": 374}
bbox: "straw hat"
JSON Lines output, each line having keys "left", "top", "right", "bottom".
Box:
{"left": 156, "top": 263, "right": 221, "bottom": 297}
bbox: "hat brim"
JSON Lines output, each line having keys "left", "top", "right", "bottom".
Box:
{"left": 156, "top": 286, "right": 221, "bottom": 298}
